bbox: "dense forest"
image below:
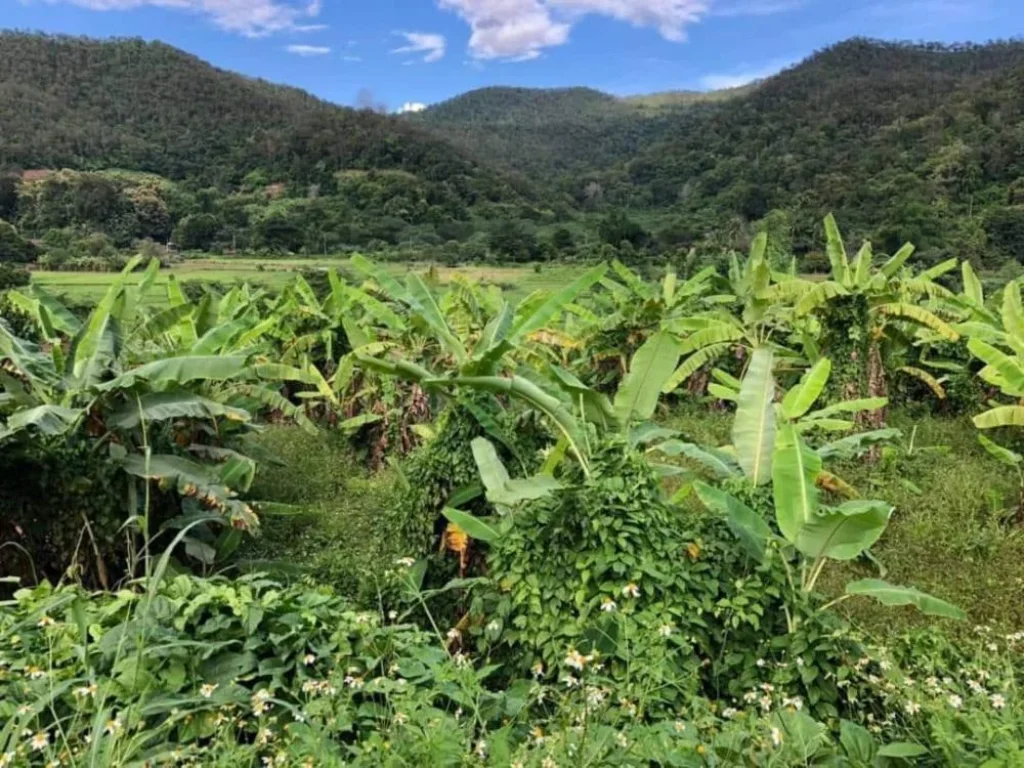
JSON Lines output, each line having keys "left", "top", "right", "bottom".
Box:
{"left": 1, "top": 33, "right": 1024, "bottom": 268}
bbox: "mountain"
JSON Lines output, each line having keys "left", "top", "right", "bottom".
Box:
{"left": 0, "top": 32, "right": 517, "bottom": 202}
{"left": 418, "top": 39, "right": 1024, "bottom": 264}
{"left": 413, "top": 85, "right": 747, "bottom": 177}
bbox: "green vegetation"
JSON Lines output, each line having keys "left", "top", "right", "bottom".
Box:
{"left": 4, "top": 215, "right": 1024, "bottom": 765}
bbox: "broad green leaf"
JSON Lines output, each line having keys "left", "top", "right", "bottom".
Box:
{"left": 441, "top": 508, "right": 501, "bottom": 544}
{"left": 694, "top": 481, "right": 770, "bottom": 562}
{"left": 772, "top": 422, "right": 821, "bottom": 544}
{"left": 662, "top": 343, "right": 733, "bottom": 392}
{"left": 977, "top": 434, "right": 1022, "bottom": 465}
{"left": 875, "top": 303, "right": 959, "bottom": 342}
{"left": 547, "top": 365, "right": 617, "bottom": 429}
{"left": 845, "top": 579, "right": 965, "bottom": 620}
{"left": 852, "top": 241, "right": 873, "bottom": 288}
{"left": 795, "top": 280, "right": 849, "bottom": 316}
{"left": 781, "top": 358, "right": 832, "bottom": 419}
{"left": 968, "top": 338, "right": 1024, "bottom": 396}
{"left": 510, "top": 263, "right": 608, "bottom": 342}
{"left": 471, "top": 437, "right": 511, "bottom": 496}
{"left": 98, "top": 356, "right": 248, "bottom": 392}
{"left": 794, "top": 500, "right": 891, "bottom": 561}
{"left": 824, "top": 213, "right": 851, "bottom": 286}
{"left": 349, "top": 254, "right": 407, "bottom": 303}
{"left": 71, "top": 256, "right": 140, "bottom": 380}
{"left": 406, "top": 274, "right": 466, "bottom": 363}
{"left": 614, "top": 331, "right": 681, "bottom": 425}
{"left": 877, "top": 743, "right": 930, "bottom": 758}
{"left": 648, "top": 440, "right": 741, "bottom": 478}
{"left": 734, "top": 347, "right": 776, "bottom": 485}
{"left": 708, "top": 382, "right": 738, "bottom": 401}
{"left": 6, "top": 405, "right": 83, "bottom": 436}
{"left": 816, "top": 429, "right": 901, "bottom": 460}
{"left": 973, "top": 406, "right": 1024, "bottom": 430}
{"left": 1003, "top": 281, "right": 1024, "bottom": 342}
{"left": 110, "top": 393, "right": 250, "bottom": 429}
{"left": 488, "top": 476, "right": 561, "bottom": 507}
{"left": 879, "top": 242, "right": 915, "bottom": 278}
{"left": 678, "top": 322, "right": 744, "bottom": 355}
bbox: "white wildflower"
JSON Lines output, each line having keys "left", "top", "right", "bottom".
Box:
{"left": 904, "top": 700, "right": 921, "bottom": 715}
{"left": 601, "top": 597, "right": 617, "bottom": 613}
{"left": 200, "top": 683, "right": 218, "bottom": 698}
{"left": 303, "top": 654, "right": 316, "bottom": 666}
{"left": 948, "top": 694, "right": 963, "bottom": 709}
{"left": 30, "top": 732, "right": 49, "bottom": 751}
{"left": 658, "top": 623, "right": 674, "bottom": 637}
{"left": 395, "top": 557, "right": 415, "bottom": 568}
{"left": 721, "top": 707, "right": 738, "bottom": 718}
{"left": 565, "top": 649, "right": 587, "bottom": 670}
{"left": 622, "top": 583, "right": 640, "bottom": 599}
{"left": 991, "top": 694, "right": 1006, "bottom": 710}
{"left": 770, "top": 727, "right": 783, "bottom": 747}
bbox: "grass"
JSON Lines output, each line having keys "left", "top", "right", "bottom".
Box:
{"left": 663, "top": 402, "right": 1024, "bottom": 637}
{"left": 29, "top": 257, "right": 585, "bottom": 303}
{"left": 238, "top": 427, "right": 405, "bottom": 602}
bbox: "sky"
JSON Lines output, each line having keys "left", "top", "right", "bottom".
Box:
{"left": 4, "top": 0, "right": 1022, "bottom": 112}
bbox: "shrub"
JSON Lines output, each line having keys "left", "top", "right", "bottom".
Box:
{"left": 0, "top": 219, "right": 37, "bottom": 264}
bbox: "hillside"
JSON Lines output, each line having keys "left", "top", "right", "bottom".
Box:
{"left": 0, "top": 32, "right": 516, "bottom": 201}
{"left": 413, "top": 85, "right": 745, "bottom": 177}
{"left": 616, "top": 38, "right": 1024, "bottom": 260}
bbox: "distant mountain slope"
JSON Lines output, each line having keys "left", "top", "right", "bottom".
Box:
{"left": 0, "top": 32, "right": 517, "bottom": 202}
{"left": 617, "top": 38, "right": 1024, "bottom": 254}
{"left": 413, "top": 84, "right": 747, "bottom": 176}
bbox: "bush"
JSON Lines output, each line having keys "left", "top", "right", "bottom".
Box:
{"left": 0, "top": 263, "right": 29, "bottom": 290}
{"left": 0, "top": 219, "right": 37, "bottom": 263}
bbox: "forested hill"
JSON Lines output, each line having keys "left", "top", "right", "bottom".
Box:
{"left": 413, "top": 85, "right": 745, "bottom": 176}
{"left": 615, "top": 38, "right": 1024, "bottom": 259}
{"left": 416, "top": 39, "right": 1024, "bottom": 266}
{"left": 0, "top": 32, "right": 516, "bottom": 200}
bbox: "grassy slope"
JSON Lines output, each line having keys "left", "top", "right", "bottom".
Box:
{"left": 664, "top": 404, "right": 1024, "bottom": 636}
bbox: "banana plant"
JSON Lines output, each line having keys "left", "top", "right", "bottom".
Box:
{"left": 651, "top": 349, "right": 896, "bottom": 493}
{"left": 661, "top": 232, "right": 801, "bottom": 393}
{"left": 687, "top": 358, "right": 963, "bottom": 629}
{"left": 963, "top": 280, "right": 1024, "bottom": 430}
{"left": 791, "top": 216, "right": 960, "bottom": 419}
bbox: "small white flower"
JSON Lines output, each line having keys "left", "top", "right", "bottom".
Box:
{"left": 37, "top": 616, "right": 55, "bottom": 628}
{"left": 991, "top": 694, "right": 1006, "bottom": 710}
{"left": 388, "top": 610, "right": 398, "bottom": 620}
{"left": 783, "top": 696, "right": 803, "bottom": 711}
{"left": 948, "top": 694, "right": 963, "bottom": 709}
{"left": 541, "top": 758, "right": 558, "bottom": 768}
{"left": 532, "top": 660, "right": 545, "bottom": 678}
{"left": 756, "top": 658, "right": 766, "bottom": 668}
{"left": 395, "top": 557, "right": 415, "bottom": 568}
{"left": 904, "top": 700, "right": 921, "bottom": 715}
{"left": 303, "top": 654, "right": 316, "bottom": 666}
{"left": 616, "top": 732, "right": 629, "bottom": 748}
{"left": 879, "top": 659, "right": 892, "bottom": 671}
{"left": 770, "top": 727, "right": 783, "bottom": 747}
{"left": 452, "top": 652, "right": 470, "bottom": 668}
{"left": 565, "top": 649, "right": 587, "bottom": 670}
{"left": 74, "top": 683, "right": 98, "bottom": 698}
{"left": 104, "top": 715, "right": 123, "bottom": 736}
{"left": 796, "top": 657, "right": 805, "bottom": 668}
{"left": 759, "top": 695, "right": 772, "bottom": 711}
{"left": 721, "top": 707, "right": 738, "bottom": 718}
{"left": 200, "top": 683, "right": 218, "bottom": 698}
{"left": 446, "top": 628, "right": 462, "bottom": 642}
{"left": 600, "top": 597, "right": 617, "bottom": 613}
{"left": 394, "top": 712, "right": 408, "bottom": 725}
{"left": 622, "top": 583, "right": 640, "bottom": 599}
{"left": 562, "top": 674, "right": 580, "bottom": 688}
{"left": 658, "top": 623, "right": 673, "bottom": 637}
{"left": 486, "top": 620, "right": 500, "bottom": 632}
{"left": 968, "top": 680, "right": 985, "bottom": 695}
{"left": 987, "top": 642, "right": 998, "bottom": 652}
{"left": 474, "top": 740, "right": 488, "bottom": 758}
{"left": 0, "top": 752, "right": 14, "bottom": 768}
{"left": 30, "top": 732, "right": 49, "bottom": 751}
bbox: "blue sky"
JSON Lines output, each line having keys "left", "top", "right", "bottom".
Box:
{"left": 5, "top": 0, "right": 1022, "bottom": 112}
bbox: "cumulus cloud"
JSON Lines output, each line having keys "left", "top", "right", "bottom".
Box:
{"left": 37, "top": 0, "right": 325, "bottom": 37}
{"left": 392, "top": 31, "right": 447, "bottom": 63}
{"left": 286, "top": 44, "right": 331, "bottom": 56}
{"left": 438, "top": 0, "right": 711, "bottom": 60}
{"left": 398, "top": 102, "right": 428, "bottom": 114}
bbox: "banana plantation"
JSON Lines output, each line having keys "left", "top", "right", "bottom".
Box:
{"left": 2, "top": 216, "right": 1024, "bottom": 766}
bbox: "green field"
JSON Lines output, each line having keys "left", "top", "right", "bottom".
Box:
{"left": 29, "top": 257, "right": 585, "bottom": 303}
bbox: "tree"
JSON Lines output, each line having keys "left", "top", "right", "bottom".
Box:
{"left": 598, "top": 211, "right": 647, "bottom": 248}
{"left": 172, "top": 213, "right": 221, "bottom": 251}
{"left": 489, "top": 220, "right": 539, "bottom": 262}
{"left": 0, "top": 220, "right": 37, "bottom": 264}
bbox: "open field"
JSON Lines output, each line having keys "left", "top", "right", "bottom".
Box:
{"left": 28, "top": 257, "right": 586, "bottom": 303}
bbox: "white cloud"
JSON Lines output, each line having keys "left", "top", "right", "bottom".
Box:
{"left": 437, "top": 0, "right": 711, "bottom": 61}
{"left": 37, "top": 0, "right": 325, "bottom": 37}
{"left": 398, "top": 102, "right": 428, "bottom": 114}
{"left": 286, "top": 44, "right": 331, "bottom": 56}
{"left": 392, "top": 31, "right": 447, "bottom": 63}
{"left": 698, "top": 57, "right": 793, "bottom": 89}
{"left": 342, "top": 55, "right": 363, "bottom": 62}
